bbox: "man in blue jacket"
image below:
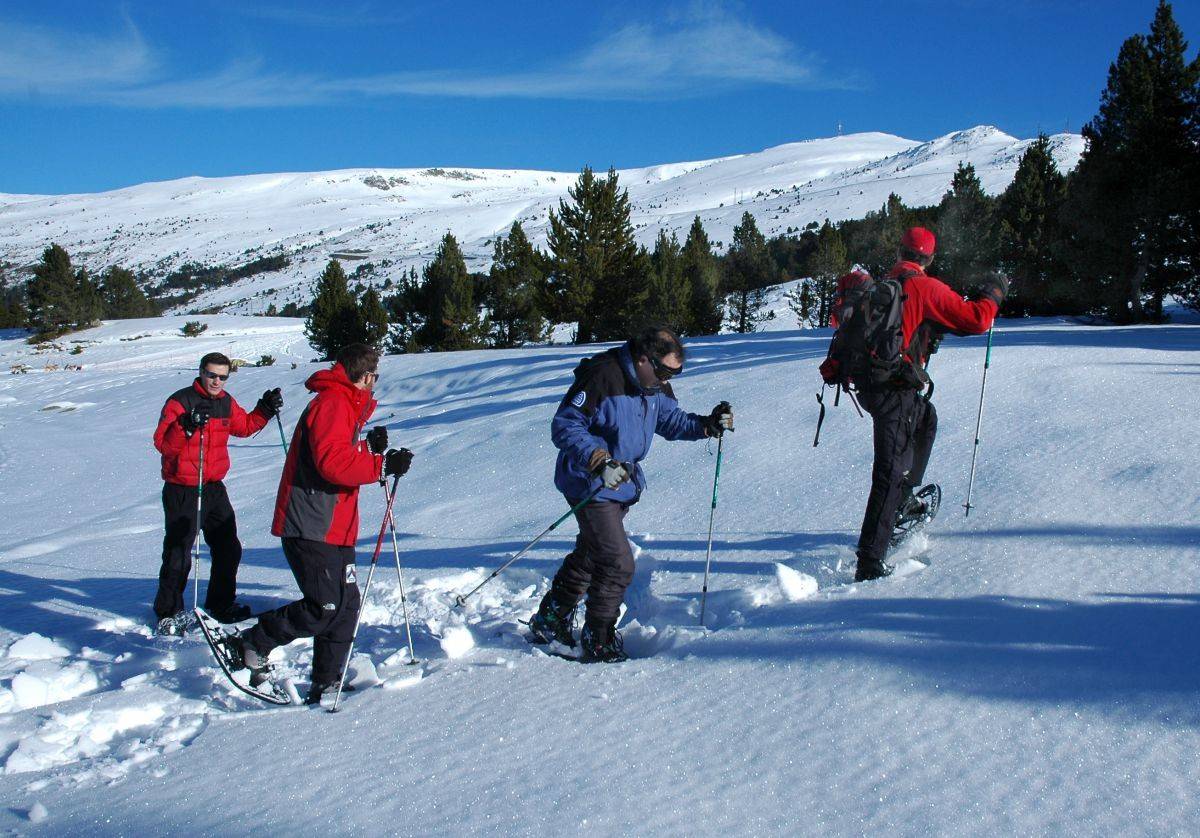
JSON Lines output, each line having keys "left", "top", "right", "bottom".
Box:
{"left": 529, "top": 326, "right": 734, "bottom": 662}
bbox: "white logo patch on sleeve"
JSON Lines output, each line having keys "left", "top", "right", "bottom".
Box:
{"left": 571, "top": 392, "right": 586, "bottom": 409}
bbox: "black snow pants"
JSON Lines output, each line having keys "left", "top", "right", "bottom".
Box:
{"left": 549, "top": 499, "right": 635, "bottom": 633}
{"left": 155, "top": 481, "right": 243, "bottom": 619}
{"left": 856, "top": 389, "right": 938, "bottom": 568}
{"left": 245, "top": 537, "right": 361, "bottom": 685}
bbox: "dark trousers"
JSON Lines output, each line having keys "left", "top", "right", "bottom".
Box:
{"left": 856, "top": 389, "right": 939, "bottom": 566}
{"left": 549, "top": 499, "right": 635, "bottom": 632}
{"left": 155, "top": 481, "right": 243, "bottom": 619}
{"left": 246, "top": 538, "right": 361, "bottom": 685}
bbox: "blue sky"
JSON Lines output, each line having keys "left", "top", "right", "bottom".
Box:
{"left": 1, "top": 0, "right": 1195, "bottom": 194}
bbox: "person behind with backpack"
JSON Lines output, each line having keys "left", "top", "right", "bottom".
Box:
{"left": 152, "top": 352, "right": 283, "bottom": 634}
{"left": 823, "top": 227, "right": 1007, "bottom": 582}
{"left": 527, "top": 326, "right": 734, "bottom": 662}
{"left": 230, "top": 343, "right": 413, "bottom": 705}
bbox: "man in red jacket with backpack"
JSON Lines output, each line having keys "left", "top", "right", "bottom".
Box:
{"left": 234, "top": 343, "right": 413, "bottom": 705}
{"left": 851, "top": 227, "right": 1008, "bottom": 581}
{"left": 152, "top": 352, "right": 282, "bottom": 634}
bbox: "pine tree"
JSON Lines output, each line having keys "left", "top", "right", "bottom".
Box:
{"left": 680, "top": 216, "right": 723, "bottom": 335}
{"left": 487, "top": 222, "right": 549, "bottom": 347}
{"left": 74, "top": 267, "right": 104, "bottom": 327}
{"left": 995, "top": 136, "right": 1072, "bottom": 315}
{"left": 417, "top": 233, "right": 482, "bottom": 351}
{"left": 805, "top": 219, "right": 848, "bottom": 327}
{"left": 305, "top": 259, "right": 361, "bottom": 360}
{"left": 645, "top": 229, "right": 689, "bottom": 331}
{"left": 785, "top": 280, "right": 815, "bottom": 328}
{"left": 26, "top": 244, "right": 80, "bottom": 337}
{"left": 723, "top": 212, "right": 775, "bottom": 333}
{"left": 937, "top": 163, "right": 995, "bottom": 293}
{"left": 1066, "top": 1, "right": 1200, "bottom": 321}
{"left": 359, "top": 286, "right": 390, "bottom": 350}
{"left": 384, "top": 267, "right": 425, "bottom": 353}
{"left": 547, "top": 167, "right": 647, "bottom": 343}
{"left": 101, "top": 266, "right": 156, "bottom": 319}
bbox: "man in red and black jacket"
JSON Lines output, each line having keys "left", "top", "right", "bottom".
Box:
{"left": 855, "top": 227, "right": 1008, "bottom": 582}
{"left": 236, "top": 343, "right": 413, "bottom": 705}
{"left": 152, "top": 352, "right": 282, "bottom": 633}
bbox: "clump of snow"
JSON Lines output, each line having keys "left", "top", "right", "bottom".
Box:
{"left": 10, "top": 661, "right": 99, "bottom": 710}
{"left": 7, "top": 633, "right": 70, "bottom": 661}
{"left": 774, "top": 563, "right": 818, "bottom": 601}
{"left": 439, "top": 626, "right": 475, "bottom": 659}
{"left": 27, "top": 802, "right": 48, "bottom": 823}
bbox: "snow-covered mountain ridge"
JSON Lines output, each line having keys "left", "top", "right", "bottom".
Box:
{"left": 0, "top": 126, "right": 1083, "bottom": 314}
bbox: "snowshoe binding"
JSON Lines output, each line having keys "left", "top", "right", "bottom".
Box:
{"left": 890, "top": 484, "right": 941, "bottom": 548}
{"left": 194, "top": 607, "right": 291, "bottom": 706}
{"left": 525, "top": 593, "right": 578, "bottom": 648}
{"left": 579, "top": 623, "right": 629, "bottom": 664}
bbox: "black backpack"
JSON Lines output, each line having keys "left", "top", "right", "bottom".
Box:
{"left": 813, "top": 269, "right": 927, "bottom": 446}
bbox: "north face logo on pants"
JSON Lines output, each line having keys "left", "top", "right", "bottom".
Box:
{"left": 345, "top": 564, "right": 357, "bottom": 584}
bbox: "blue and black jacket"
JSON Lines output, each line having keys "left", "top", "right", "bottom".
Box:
{"left": 552, "top": 343, "right": 707, "bottom": 504}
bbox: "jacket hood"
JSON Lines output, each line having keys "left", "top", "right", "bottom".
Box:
{"left": 618, "top": 343, "right": 659, "bottom": 395}
{"left": 306, "top": 364, "right": 376, "bottom": 415}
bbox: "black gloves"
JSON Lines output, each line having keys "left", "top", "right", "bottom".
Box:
{"left": 256, "top": 388, "right": 283, "bottom": 418}
{"left": 702, "top": 401, "right": 735, "bottom": 437}
{"left": 384, "top": 448, "right": 414, "bottom": 478}
{"left": 978, "top": 273, "right": 1010, "bottom": 307}
{"left": 179, "top": 402, "right": 212, "bottom": 436}
{"left": 366, "top": 426, "right": 388, "bottom": 455}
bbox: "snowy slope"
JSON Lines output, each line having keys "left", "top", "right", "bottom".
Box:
{"left": 0, "top": 313, "right": 1197, "bottom": 833}
{"left": 0, "top": 127, "right": 1084, "bottom": 315}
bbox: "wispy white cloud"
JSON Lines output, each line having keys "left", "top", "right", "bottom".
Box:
{"left": 0, "top": 13, "right": 155, "bottom": 96}
{"left": 0, "top": 4, "right": 854, "bottom": 109}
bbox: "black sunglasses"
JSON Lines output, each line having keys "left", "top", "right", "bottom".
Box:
{"left": 650, "top": 356, "right": 683, "bottom": 381}
{"left": 200, "top": 369, "right": 230, "bottom": 382}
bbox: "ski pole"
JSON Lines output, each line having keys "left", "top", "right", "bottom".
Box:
{"left": 275, "top": 412, "right": 288, "bottom": 454}
{"left": 191, "top": 424, "right": 206, "bottom": 612}
{"left": 699, "top": 433, "right": 725, "bottom": 626}
{"left": 963, "top": 326, "right": 994, "bottom": 517}
{"left": 383, "top": 482, "right": 418, "bottom": 665}
{"left": 330, "top": 472, "right": 403, "bottom": 713}
{"left": 453, "top": 484, "right": 605, "bottom": 609}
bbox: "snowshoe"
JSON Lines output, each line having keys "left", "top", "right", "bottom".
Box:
{"left": 579, "top": 623, "right": 628, "bottom": 664}
{"left": 890, "top": 484, "right": 941, "bottom": 548}
{"left": 525, "top": 593, "right": 578, "bottom": 648}
{"left": 194, "top": 607, "right": 292, "bottom": 706}
{"left": 155, "top": 613, "right": 187, "bottom": 637}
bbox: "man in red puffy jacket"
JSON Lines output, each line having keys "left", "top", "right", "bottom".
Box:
{"left": 235, "top": 343, "right": 413, "bottom": 705}
{"left": 854, "top": 227, "right": 1008, "bottom": 582}
{"left": 152, "top": 352, "right": 282, "bottom": 634}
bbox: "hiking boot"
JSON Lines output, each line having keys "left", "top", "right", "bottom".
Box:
{"left": 207, "top": 601, "right": 253, "bottom": 624}
{"left": 579, "top": 623, "right": 629, "bottom": 664}
{"left": 230, "top": 633, "right": 272, "bottom": 686}
{"left": 304, "top": 681, "right": 356, "bottom": 706}
{"left": 527, "top": 592, "right": 578, "bottom": 648}
{"left": 854, "top": 560, "right": 894, "bottom": 583}
{"left": 155, "top": 613, "right": 186, "bottom": 637}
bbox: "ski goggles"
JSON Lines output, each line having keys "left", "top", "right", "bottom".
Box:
{"left": 200, "top": 370, "right": 230, "bottom": 382}
{"left": 651, "top": 357, "right": 683, "bottom": 381}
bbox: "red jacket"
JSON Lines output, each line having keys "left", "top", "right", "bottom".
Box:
{"left": 272, "top": 364, "right": 384, "bottom": 547}
{"left": 888, "top": 261, "right": 998, "bottom": 364}
{"left": 153, "top": 380, "right": 269, "bottom": 485}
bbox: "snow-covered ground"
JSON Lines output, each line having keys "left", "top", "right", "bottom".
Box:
{"left": 0, "top": 126, "right": 1084, "bottom": 316}
{"left": 0, "top": 313, "right": 1197, "bottom": 833}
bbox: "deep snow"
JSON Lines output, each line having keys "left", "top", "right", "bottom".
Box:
{"left": 0, "top": 313, "right": 1197, "bottom": 834}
